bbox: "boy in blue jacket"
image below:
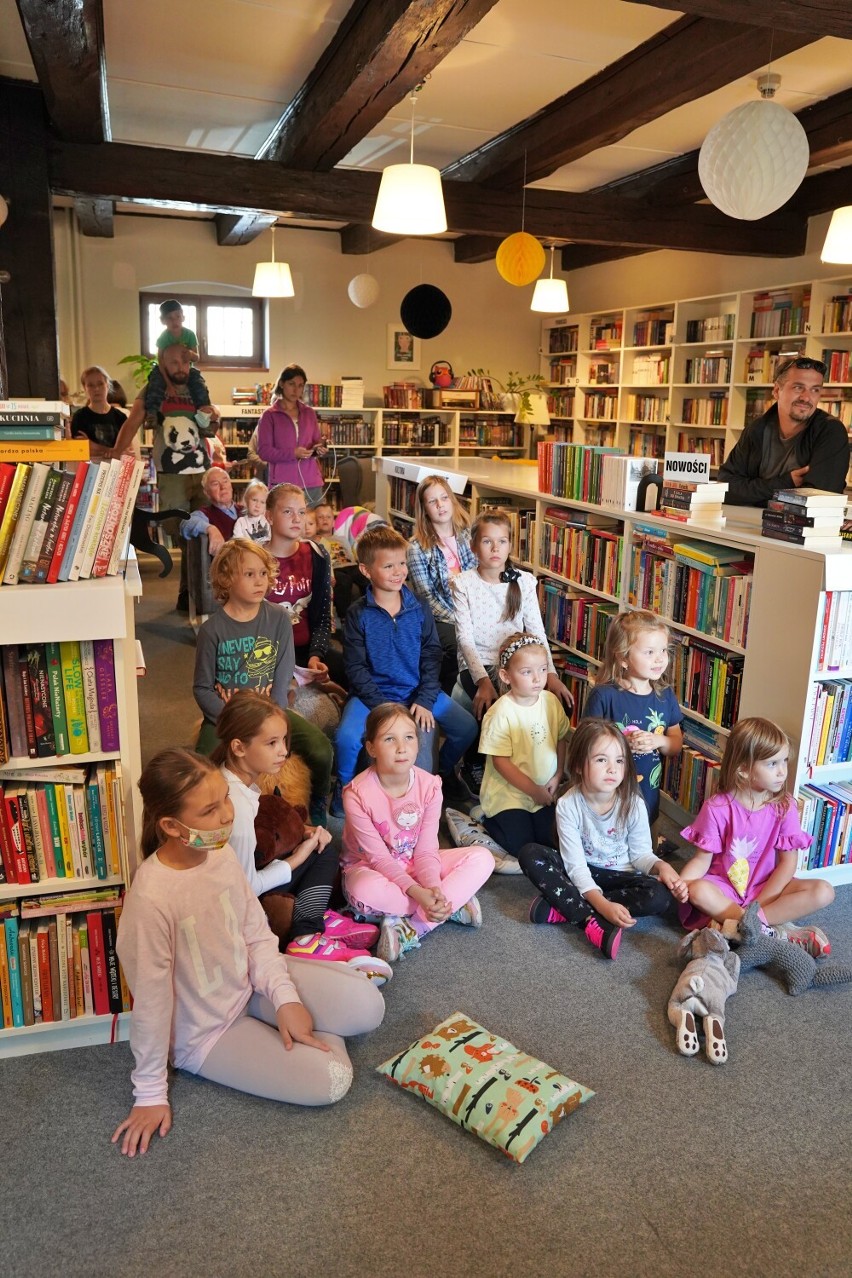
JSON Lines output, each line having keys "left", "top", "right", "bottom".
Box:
{"left": 333, "top": 526, "right": 477, "bottom": 808}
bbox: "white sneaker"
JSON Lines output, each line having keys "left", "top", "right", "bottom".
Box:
{"left": 377, "top": 916, "right": 421, "bottom": 964}
{"left": 450, "top": 895, "right": 483, "bottom": 927}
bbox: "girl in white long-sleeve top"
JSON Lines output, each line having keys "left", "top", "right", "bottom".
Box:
{"left": 112, "top": 748, "right": 384, "bottom": 1158}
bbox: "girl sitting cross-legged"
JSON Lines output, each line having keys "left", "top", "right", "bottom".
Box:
{"left": 341, "top": 703, "right": 494, "bottom": 964}
{"left": 518, "top": 718, "right": 688, "bottom": 960}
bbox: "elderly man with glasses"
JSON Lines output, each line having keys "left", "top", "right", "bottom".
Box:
{"left": 719, "top": 357, "right": 849, "bottom": 506}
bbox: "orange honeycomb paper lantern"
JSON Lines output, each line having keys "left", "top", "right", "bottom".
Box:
{"left": 495, "top": 232, "right": 546, "bottom": 286}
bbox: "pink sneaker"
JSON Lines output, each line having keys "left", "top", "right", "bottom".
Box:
{"left": 322, "top": 909, "right": 380, "bottom": 950}
{"left": 529, "top": 895, "right": 567, "bottom": 925}
{"left": 583, "top": 914, "right": 622, "bottom": 959}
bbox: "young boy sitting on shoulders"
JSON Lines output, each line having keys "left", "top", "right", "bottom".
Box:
{"left": 193, "top": 538, "right": 334, "bottom": 825}
{"left": 145, "top": 299, "right": 211, "bottom": 422}
{"left": 332, "top": 526, "right": 477, "bottom": 814}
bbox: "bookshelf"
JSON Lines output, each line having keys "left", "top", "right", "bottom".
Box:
{"left": 538, "top": 275, "right": 852, "bottom": 480}
{"left": 375, "top": 453, "right": 852, "bottom": 885}
{"left": 0, "top": 567, "right": 142, "bottom": 1056}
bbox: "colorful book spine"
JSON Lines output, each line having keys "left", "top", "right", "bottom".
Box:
{"left": 59, "top": 641, "right": 89, "bottom": 755}
{"left": 79, "top": 640, "right": 102, "bottom": 755}
{"left": 44, "top": 642, "right": 69, "bottom": 756}
{"left": 92, "top": 639, "right": 119, "bottom": 751}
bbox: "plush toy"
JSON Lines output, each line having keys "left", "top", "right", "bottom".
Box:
{"left": 258, "top": 752, "right": 312, "bottom": 812}
{"left": 253, "top": 791, "right": 309, "bottom": 946}
{"left": 735, "top": 902, "right": 852, "bottom": 996}
{"left": 667, "top": 927, "right": 740, "bottom": 1064}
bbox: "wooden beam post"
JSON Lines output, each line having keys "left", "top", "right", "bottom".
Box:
{"left": 258, "top": 0, "right": 501, "bottom": 169}
{"left": 0, "top": 81, "right": 59, "bottom": 396}
{"left": 74, "top": 196, "right": 114, "bottom": 237}
{"left": 625, "top": 0, "right": 852, "bottom": 40}
{"left": 215, "top": 212, "right": 277, "bottom": 246}
{"left": 15, "top": 0, "right": 110, "bottom": 142}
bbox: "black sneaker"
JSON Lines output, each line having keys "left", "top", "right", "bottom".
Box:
{"left": 458, "top": 760, "right": 484, "bottom": 798}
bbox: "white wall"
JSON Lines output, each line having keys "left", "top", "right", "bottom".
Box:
{"left": 566, "top": 211, "right": 845, "bottom": 313}
{"left": 52, "top": 211, "right": 544, "bottom": 405}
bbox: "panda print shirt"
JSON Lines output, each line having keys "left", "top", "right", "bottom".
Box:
{"left": 154, "top": 394, "right": 208, "bottom": 475}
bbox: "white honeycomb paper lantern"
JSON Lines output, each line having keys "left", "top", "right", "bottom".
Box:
{"left": 698, "top": 96, "right": 809, "bottom": 221}
{"left": 347, "top": 273, "right": 380, "bottom": 308}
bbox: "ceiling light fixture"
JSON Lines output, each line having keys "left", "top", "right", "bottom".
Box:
{"left": 530, "top": 245, "right": 569, "bottom": 313}
{"left": 821, "top": 207, "right": 852, "bottom": 264}
{"left": 252, "top": 224, "right": 294, "bottom": 297}
{"left": 698, "top": 72, "right": 810, "bottom": 220}
{"left": 371, "top": 84, "right": 447, "bottom": 236}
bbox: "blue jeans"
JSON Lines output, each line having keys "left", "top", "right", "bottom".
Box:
{"left": 335, "top": 692, "right": 477, "bottom": 785}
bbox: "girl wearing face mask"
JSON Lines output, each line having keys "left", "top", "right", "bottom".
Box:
{"left": 112, "top": 748, "right": 385, "bottom": 1159}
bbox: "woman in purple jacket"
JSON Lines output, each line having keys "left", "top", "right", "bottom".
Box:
{"left": 255, "top": 364, "right": 329, "bottom": 502}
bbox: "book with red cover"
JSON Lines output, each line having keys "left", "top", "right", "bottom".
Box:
{"left": 45, "top": 462, "right": 88, "bottom": 584}
{"left": 92, "top": 639, "right": 119, "bottom": 752}
{"left": 2, "top": 787, "right": 30, "bottom": 882}
{"left": 92, "top": 455, "right": 137, "bottom": 578}
{"left": 100, "top": 909, "right": 123, "bottom": 1013}
{"left": 86, "top": 911, "right": 110, "bottom": 1016}
{"left": 36, "top": 924, "right": 53, "bottom": 1022}
{"left": 0, "top": 462, "right": 16, "bottom": 524}
{"left": 0, "top": 785, "right": 16, "bottom": 882}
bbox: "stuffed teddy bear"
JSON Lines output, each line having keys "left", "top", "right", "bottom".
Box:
{"left": 258, "top": 751, "right": 312, "bottom": 811}
{"left": 735, "top": 902, "right": 852, "bottom": 996}
{"left": 253, "top": 790, "right": 310, "bottom": 946}
{"left": 667, "top": 927, "right": 740, "bottom": 1065}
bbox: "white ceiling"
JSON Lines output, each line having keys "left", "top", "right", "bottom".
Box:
{"left": 1, "top": 0, "right": 850, "bottom": 203}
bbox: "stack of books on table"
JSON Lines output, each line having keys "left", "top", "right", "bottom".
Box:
{"left": 659, "top": 480, "right": 729, "bottom": 526}
{"left": 0, "top": 398, "right": 69, "bottom": 444}
{"left": 761, "top": 488, "right": 847, "bottom": 552}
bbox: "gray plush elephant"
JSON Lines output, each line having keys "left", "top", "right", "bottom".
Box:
{"left": 667, "top": 928, "right": 740, "bottom": 1065}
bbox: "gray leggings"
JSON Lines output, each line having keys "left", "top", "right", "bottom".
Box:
{"left": 196, "top": 957, "right": 385, "bottom": 1106}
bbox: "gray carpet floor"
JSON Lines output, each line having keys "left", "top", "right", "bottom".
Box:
{"left": 2, "top": 554, "right": 851, "bottom": 1278}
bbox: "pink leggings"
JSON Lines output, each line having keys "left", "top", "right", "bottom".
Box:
{"left": 343, "top": 845, "right": 494, "bottom": 937}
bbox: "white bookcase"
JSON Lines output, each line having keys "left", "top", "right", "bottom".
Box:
{"left": 0, "top": 566, "right": 143, "bottom": 1056}
{"left": 376, "top": 454, "right": 852, "bottom": 887}
{"left": 539, "top": 274, "right": 852, "bottom": 478}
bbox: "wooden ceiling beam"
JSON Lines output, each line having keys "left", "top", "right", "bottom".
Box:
{"left": 453, "top": 235, "right": 502, "bottom": 264}
{"left": 339, "top": 223, "right": 403, "bottom": 254}
{"left": 441, "top": 17, "right": 813, "bottom": 189}
{"left": 625, "top": 0, "right": 852, "bottom": 41}
{"left": 790, "top": 167, "right": 852, "bottom": 218}
{"left": 47, "top": 137, "right": 809, "bottom": 255}
{"left": 74, "top": 196, "right": 114, "bottom": 237}
{"left": 14, "top": 0, "right": 110, "bottom": 142}
{"left": 257, "top": 0, "right": 500, "bottom": 169}
{"left": 215, "top": 213, "right": 277, "bottom": 246}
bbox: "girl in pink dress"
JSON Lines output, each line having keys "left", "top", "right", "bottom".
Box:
{"left": 679, "top": 717, "right": 834, "bottom": 953}
{"left": 341, "top": 703, "right": 494, "bottom": 964}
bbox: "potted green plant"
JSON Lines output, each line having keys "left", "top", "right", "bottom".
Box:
{"left": 466, "top": 368, "right": 547, "bottom": 420}
{"left": 117, "top": 352, "right": 157, "bottom": 388}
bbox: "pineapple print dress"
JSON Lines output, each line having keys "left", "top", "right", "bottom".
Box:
{"left": 678, "top": 792, "right": 812, "bottom": 930}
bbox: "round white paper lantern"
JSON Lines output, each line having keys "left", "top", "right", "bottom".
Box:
{"left": 347, "top": 273, "right": 380, "bottom": 308}
{"left": 698, "top": 99, "right": 809, "bottom": 221}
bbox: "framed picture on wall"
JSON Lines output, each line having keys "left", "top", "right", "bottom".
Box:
{"left": 387, "top": 324, "right": 421, "bottom": 371}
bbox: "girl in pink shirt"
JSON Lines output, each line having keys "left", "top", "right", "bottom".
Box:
{"left": 112, "top": 748, "right": 384, "bottom": 1158}
{"left": 341, "top": 703, "right": 494, "bottom": 963}
{"left": 679, "top": 717, "right": 834, "bottom": 952}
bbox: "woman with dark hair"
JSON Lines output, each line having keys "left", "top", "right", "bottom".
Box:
{"left": 255, "top": 363, "right": 328, "bottom": 502}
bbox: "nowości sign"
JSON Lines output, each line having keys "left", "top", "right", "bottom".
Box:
{"left": 663, "top": 452, "right": 710, "bottom": 483}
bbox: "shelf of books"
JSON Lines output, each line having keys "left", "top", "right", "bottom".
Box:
{"left": 375, "top": 451, "right": 852, "bottom": 884}
{"left": 0, "top": 418, "right": 143, "bottom": 1055}
{"left": 539, "top": 275, "right": 852, "bottom": 480}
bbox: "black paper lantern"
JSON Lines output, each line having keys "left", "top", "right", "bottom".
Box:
{"left": 400, "top": 284, "right": 452, "bottom": 339}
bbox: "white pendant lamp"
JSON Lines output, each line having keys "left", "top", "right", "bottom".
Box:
{"left": 698, "top": 73, "right": 810, "bottom": 221}
{"left": 821, "top": 207, "right": 852, "bottom": 264}
{"left": 372, "top": 86, "right": 447, "bottom": 235}
{"left": 531, "top": 245, "right": 569, "bottom": 313}
{"left": 252, "top": 225, "right": 294, "bottom": 297}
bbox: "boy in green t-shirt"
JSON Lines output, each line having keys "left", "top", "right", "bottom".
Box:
{"left": 145, "top": 298, "right": 210, "bottom": 419}
{"left": 156, "top": 298, "right": 199, "bottom": 357}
